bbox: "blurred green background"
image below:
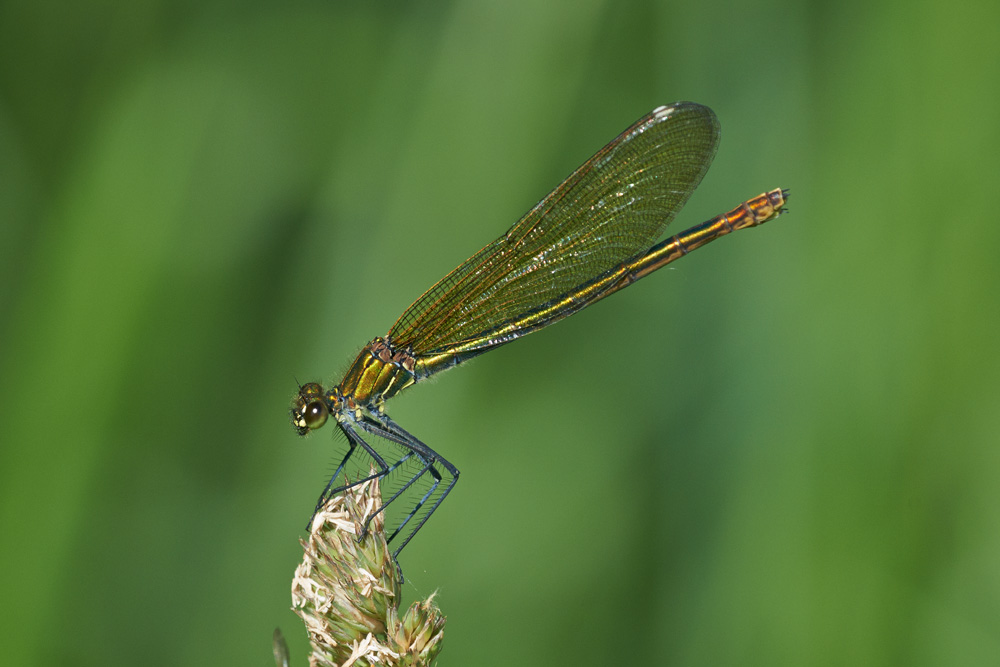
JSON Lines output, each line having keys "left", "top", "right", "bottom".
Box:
{"left": 2, "top": 0, "right": 998, "bottom": 665}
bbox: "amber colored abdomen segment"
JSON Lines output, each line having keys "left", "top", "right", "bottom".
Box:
{"left": 626, "top": 188, "right": 786, "bottom": 283}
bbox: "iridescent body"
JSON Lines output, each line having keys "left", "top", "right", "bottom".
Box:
{"left": 292, "top": 102, "right": 788, "bottom": 561}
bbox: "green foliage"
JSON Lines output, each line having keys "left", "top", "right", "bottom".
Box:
{"left": 1, "top": 1, "right": 998, "bottom": 665}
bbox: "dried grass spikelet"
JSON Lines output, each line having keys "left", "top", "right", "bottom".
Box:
{"left": 290, "top": 477, "right": 446, "bottom": 666}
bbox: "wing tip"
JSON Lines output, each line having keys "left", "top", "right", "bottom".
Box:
{"left": 651, "top": 101, "right": 715, "bottom": 123}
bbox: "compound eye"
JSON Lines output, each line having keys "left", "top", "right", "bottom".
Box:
{"left": 302, "top": 400, "right": 329, "bottom": 430}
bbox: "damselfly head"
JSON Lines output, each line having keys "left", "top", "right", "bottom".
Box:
{"left": 291, "top": 382, "right": 329, "bottom": 435}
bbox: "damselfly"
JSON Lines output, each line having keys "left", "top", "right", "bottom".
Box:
{"left": 292, "top": 102, "right": 787, "bottom": 562}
